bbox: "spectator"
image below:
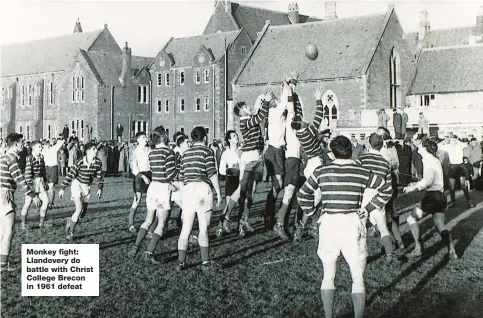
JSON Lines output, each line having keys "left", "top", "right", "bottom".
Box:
{"left": 393, "top": 108, "right": 403, "bottom": 140}
{"left": 350, "top": 136, "right": 365, "bottom": 160}
{"left": 377, "top": 108, "right": 390, "bottom": 128}
{"left": 463, "top": 137, "right": 482, "bottom": 180}
{"left": 418, "top": 112, "right": 429, "bottom": 138}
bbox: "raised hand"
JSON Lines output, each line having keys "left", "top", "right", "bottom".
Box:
{"left": 314, "top": 87, "right": 323, "bottom": 100}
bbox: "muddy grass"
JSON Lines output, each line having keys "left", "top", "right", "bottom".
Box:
{"left": 1, "top": 178, "right": 483, "bottom": 318}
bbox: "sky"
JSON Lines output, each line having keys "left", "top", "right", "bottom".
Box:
{"left": 0, "top": 0, "right": 482, "bottom": 57}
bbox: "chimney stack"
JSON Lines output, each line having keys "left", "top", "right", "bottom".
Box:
{"left": 288, "top": 2, "right": 300, "bottom": 24}
{"left": 224, "top": 0, "right": 231, "bottom": 13}
{"left": 119, "top": 42, "right": 132, "bottom": 86}
{"left": 73, "top": 18, "right": 83, "bottom": 33}
{"left": 325, "top": 2, "right": 337, "bottom": 20}
{"left": 418, "top": 10, "right": 430, "bottom": 41}
{"left": 476, "top": 6, "right": 483, "bottom": 37}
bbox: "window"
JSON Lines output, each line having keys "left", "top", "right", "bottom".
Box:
{"left": 21, "top": 85, "right": 25, "bottom": 106}
{"left": 19, "top": 126, "right": 23, "bottom": 133}
{"left": 81, "top": 77, "right": 84, "bottom": 102}
{"left": 179, "top": 98, "right": 185, "bottom": 112}
{"left": 419, "top": 94, "right": 436, "bottom": 107}
{"left": 389, "top": 48, "right": 401, "bottom": 109}
{"left": 71, "top": 78, "right": 75, "bottom": 102}
{"left": 157, "top": 100, "right": 162, "bottom": 113}
{"left": 0, "top": 127, "right": 2, "bottom": 139}
{"left": 47, "top": 125, "right": 51, "bottom": 139}
{"left": 241, "top": 45, "right": 247, "bottom": 55}
{"left": 322, "top": 90, "right": 339, "bottom": 127}
{"left": 48, "top": 81, "right": 54, "bottom": 105}
{"left": 165, "top": 128, "right": 170, "bottom": 140}
{"left": 359, "top": 133, "right": 366, "bottom": 141}
{"left": 204, "top": 69, "right": 209, "bottom": 83}
{"left": 26, "top": 126, "right": 30, "bottom": 140}
{"left": 195, "top": 98, "right": 201, "bottom": 111}
{"left": 131, "top": 120, "right": 149, "bottom": 137}
{"left": 204, "top": 97, "right": 210, "bottom": 111}
{"left": 156, "top": 73, "right": 162, "bottom": 86}
{"left": 71, "top": 76, "right": 84, "bottom": 103}
{"left": 75, "top": 77, "right": 80, "bottom": 102}
{"left": 164, "top": 99, "right": 169, "bottom": 113}
{"left": 70, "top": 120, "right": 84, "bottom": 140}
{"left": 195, "top": 69, "right": 201, "bottom": 84}
{"left": 164, "top": 72, "right": 170, "bottom": 86}
{"left": 179, "top": 70, "right": 185, "bottom": 85}
{"left": 28, "top": 84, "right": 32, "bottom": 106}
{"left": 137, "top": 85, "right": 149, "bottom": 104}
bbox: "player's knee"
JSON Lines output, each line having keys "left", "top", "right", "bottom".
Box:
{"left": 351, "top": 279, "right": 365, "bottom": 294}
{"left": 378, "top": 224, "right": 391, "bottom": 238}
{"left": 406, "top": 214, "right": 417, "bottom": 226}
{"left": 284, "top": 184, "right": 296, "bottom": 198}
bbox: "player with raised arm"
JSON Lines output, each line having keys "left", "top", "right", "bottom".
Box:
{"left": 289, "top": 86, "right": 326, "bottom": 242}
{"left": 127, "top": 132, "right": 152, "bottom": 233}
{"left": 176, "top": 127, "right": 222, "bottom": 272}
{"left": 0, "top": 133, "right": 40, "bottom": 271}
{"left": 20, "top": 140, "right": 50, "bottom": 229}
{"left": 297, "top": 135, "right": 392, "bottom": 318}
{"left": 224, "top": 91, "right": 274, "bottom": 237}
{"left": 273, "top": 80, "right": 301, "bottom": 241}
{"left": 128, "top": 126, "right": 177, "bottom": 264}
{"left": 403, "top": 138, "right": 458, "bottom": 260}
{"left": 59, "top": 142, "right": 103, "bottom": 240}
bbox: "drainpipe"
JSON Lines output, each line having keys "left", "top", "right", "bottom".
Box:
{"left": 224, "top": 38, "right": 228, "bottom": 135}
{"left": 212, "top": 64, "right": 216, "bottom": 140}
{"left": 149, "top": 79, "right": 152, "bottom": 136}
{"left": 110, "top": 85, "right": 115, "bottom": 140}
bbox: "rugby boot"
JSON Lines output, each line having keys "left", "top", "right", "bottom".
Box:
{"left": 274, "top": 223, "right": 289, "bottom": 241}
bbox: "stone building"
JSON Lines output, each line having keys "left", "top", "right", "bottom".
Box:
{"left": 231, "top": 8, "right": 416, "bottom": 139}
{"left": 149, "top": 30, "right": 252, "bottom": 140}
{"left": 0, "top": 20, "right": 152, "bottom": 141}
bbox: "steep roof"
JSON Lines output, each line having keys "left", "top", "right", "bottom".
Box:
{"left": 409, "top": 44, "right": 483, "bottom": 94}
{"left": 82, "top": 51, "right": 153, "bottom": 86}
{"left": 163, "top": 30, "right": 241, "bottom": 67}
{"left": 203, "top": 2, "right": 319, "bottom": 42}
{"left": 234, "top": 12, "right": 390, "bottom": 85}
{"left": 1, "top": 29, "right": 105, "bottom": 77}
{"left": 229, "top": 3, "right": 318, "bottom": 41}
{"left": 406, "top": 26, "right": 478, "bottom": 54}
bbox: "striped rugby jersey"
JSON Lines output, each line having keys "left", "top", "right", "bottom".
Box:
{"left": 295, "top": 100, "right": 324, "bottom": 159}
{"left": 0, "top": 152, "right": 34, "bottom": 196}
{"left": 240, "top": 101, "right": 269, "bottom": 152}
{"left": 148, "top": 146, "right": 177, "bottom": 183}
{"left": 297, "top": 159, "right": 392, "bottom": 215}
{"left": 61, "top": 156, "right": 104, "bottom": 190}
{"left": 356, "top": 152, "right": 392, "bottom": 184}
{"left": 25, "top": 154, "right": 47, "bottom": 185}
{"left": 179, "top": 144, "right": 217, "bottom": 186}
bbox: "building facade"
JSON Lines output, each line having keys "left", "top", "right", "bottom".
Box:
{"left": 0, "top": 21, "right": 152, "bottom": 141}
{"left": 232, "top": 9, "right": 416, "bottom": 140}
{"left": 149, "top": 30, "right": 251, "bottom": 141}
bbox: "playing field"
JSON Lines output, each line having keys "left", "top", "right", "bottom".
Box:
{"left": 2, "top": 177, "right": 483, "bottom": 318}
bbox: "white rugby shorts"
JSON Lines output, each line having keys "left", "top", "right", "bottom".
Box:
{"left": 70, "top": 179, "right": 91, "bottom": 202}
{"left": 146, "top": 181, "right": 172, "bottom": 211}
{"left": 0, "top": 190, "right": 16, "bottom": 218}
{"left": 181, "top": 182, "right": 213, "bottom": 213}
{"left": 317, "top": 212, "right": 368, "bottom": 264}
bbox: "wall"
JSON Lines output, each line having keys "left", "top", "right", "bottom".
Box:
{"left": 366, "top": 11, "right": 416, "bottom": 110}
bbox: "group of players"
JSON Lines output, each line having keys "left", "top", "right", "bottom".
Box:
{"left": 0, "top": 73, "right": 463, "bottom": 318}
